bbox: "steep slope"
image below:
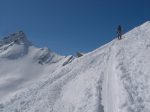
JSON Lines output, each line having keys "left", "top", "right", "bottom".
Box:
{"left": 0, "top": 21, "right": 150, "bottom": 112}
{"left": 102, "top": 21, "right": 150, "bottom": 112}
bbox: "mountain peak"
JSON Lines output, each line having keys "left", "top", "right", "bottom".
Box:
{"left": 0, "top": 31, "right": 31, "bottom": 46}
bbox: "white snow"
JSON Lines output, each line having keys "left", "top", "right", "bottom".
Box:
{"left": 0, "top": 22, "right": 150, "bottom": 112}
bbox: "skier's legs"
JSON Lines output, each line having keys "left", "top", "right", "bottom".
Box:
{"left": 118, "top": 34, "right": 120, "bottom": 40}
{"left": 118, "top": 33, "right": 122, "bottom": 40}
{"left": 120, "top": 33, "right": 122, "bottom": 39}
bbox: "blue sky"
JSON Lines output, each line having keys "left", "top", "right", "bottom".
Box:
{"left": 0, "top": 0, "right": 150, "bottom": 55}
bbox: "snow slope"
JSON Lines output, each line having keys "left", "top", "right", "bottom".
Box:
{"left": 1, "top": 22, "right": 150, "bottom": 112}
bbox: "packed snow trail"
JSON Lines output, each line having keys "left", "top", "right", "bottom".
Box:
{"left": 102, "top": 40, "right": 120, "bottom": 112}
{"left": 1, "top": 22, "right": 150, "bottom": 112}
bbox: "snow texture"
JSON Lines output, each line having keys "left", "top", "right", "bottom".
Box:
{"left": 0, "top": 21, "right": 150, "bottom": 112}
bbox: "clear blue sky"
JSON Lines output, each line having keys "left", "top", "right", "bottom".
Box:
{"left": 0, "top": 0, "right": 150, "bottom": 55}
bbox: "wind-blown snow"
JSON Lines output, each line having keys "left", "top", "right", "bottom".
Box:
{"left": 0, "top": 22, "right": 150, "bottom": 112}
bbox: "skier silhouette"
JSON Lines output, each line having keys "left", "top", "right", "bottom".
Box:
{"left": 117, "top": 25, "right": 123, "bottom": 40}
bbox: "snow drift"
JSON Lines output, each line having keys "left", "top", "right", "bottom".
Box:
{"left": 0, "top": 22, "right": 150, "bottom": 112}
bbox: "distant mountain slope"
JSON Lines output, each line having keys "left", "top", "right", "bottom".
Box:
{"left": 0, "top": 31, "right": 73, "bottom": 99}
{"left": 1, "top": 22, "right": 150, "bottom": 112}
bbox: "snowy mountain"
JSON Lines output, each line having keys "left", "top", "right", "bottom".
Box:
{"left": 0, "top": 21, "right": 150, "bottom": 112}
{"left": 0, "top": 31, "right": 74, "bottom": 100}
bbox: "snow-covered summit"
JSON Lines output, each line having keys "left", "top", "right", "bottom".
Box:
{"left": 0, "top": 31, "right": 64, "bottom": 63}
{"left": 1, "top": 21, "right": 150, "bottom": 112}
{"left": 0, "top": 31, "right": 31, "bottom": 46}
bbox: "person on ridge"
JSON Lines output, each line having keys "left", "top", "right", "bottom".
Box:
{"left": 117, "top": 25, "right": 123, "bottom": 40}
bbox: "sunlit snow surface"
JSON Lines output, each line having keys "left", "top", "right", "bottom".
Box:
{"left": 0, "top": 22, "right": 150, "bottom": 112}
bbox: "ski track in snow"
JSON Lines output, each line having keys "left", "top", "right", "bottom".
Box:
{"left": 102, "top": 40, "right": 119, "bottom": 112}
